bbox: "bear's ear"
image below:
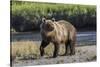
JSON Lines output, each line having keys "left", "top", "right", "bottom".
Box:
{"left": 52, "top": 18, "right": 55, "bottom": 22}
{"left": 42, "top": 18, "right": 46, "bottom": 23}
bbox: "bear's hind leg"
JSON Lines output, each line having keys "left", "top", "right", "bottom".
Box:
{"left": 64, "top": 41, "right": 70, "bottom": 56}
{"left": 53, "top": 42, "right": 60, "bottom": 58}
{"left": 69, "top": 40, "right": 75, "bottom": 55}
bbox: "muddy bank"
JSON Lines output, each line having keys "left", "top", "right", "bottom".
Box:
{"left": 12, "top": 45, "right": 96, "bottom": 67}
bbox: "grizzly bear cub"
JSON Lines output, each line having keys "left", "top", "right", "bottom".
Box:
{"left": 40, "top": 18, "right": 76, "bottom": 58}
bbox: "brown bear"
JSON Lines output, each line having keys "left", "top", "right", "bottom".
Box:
{"left": 40, "top": 18, "right": 76, "bottom": 58}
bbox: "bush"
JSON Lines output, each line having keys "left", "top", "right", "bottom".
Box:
{"left": 11, "top": 1, "right": 96, "bottom": 32}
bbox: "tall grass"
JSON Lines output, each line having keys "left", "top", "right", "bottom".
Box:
{"left": 11, "top": 41, "right": 66, "bottom": 60}
{"left": 11, "top": 41, "right": 40, "bottom": 60}
{"left": 11, "top": 1, "right": 96, "bottom": 32}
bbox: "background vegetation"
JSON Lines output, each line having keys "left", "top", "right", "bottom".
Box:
{"left": 11, "top": 1, "right": 96, "bottom": 32}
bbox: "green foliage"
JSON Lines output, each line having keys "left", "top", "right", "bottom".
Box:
{"left": 11, "top": 1, "right": 96, "bottom": 32}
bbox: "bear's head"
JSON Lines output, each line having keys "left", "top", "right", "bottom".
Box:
{"left": 40, "top": 18, "right": 55, "bottom": 31}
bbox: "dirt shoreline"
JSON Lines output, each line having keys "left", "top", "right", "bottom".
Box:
{"left": 12, "top": 45, "right": 96, "bottom": 67}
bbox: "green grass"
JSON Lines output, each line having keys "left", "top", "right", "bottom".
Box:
{"left": 11, "top": 1, "right": 96, "bottom": 17}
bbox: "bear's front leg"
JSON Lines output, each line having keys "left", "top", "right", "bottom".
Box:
{"left": 40, "top": 40, "right": 49, "bottom": 56}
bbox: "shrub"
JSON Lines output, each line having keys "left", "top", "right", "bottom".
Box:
{"left": 11, "top": 1, "right": 96, "bottom": 32}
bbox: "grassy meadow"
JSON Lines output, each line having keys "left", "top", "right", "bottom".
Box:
{"left": 11, "top": 41, "right": 66, "bottom": 61}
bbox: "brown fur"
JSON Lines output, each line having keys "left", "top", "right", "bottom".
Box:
{"left": 40, "top": 18, "right": 76, "bottom": 58}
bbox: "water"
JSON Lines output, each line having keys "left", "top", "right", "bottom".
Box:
{"left": 76, "top": 31, "right": 96, "bottom": 45}
{"left": 11, "top": 31, "right": 96, "bottom": 45}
